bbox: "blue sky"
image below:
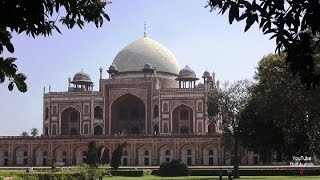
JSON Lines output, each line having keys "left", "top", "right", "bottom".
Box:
{"left": 0, "top": 0, "right": 275, "bottom": 135}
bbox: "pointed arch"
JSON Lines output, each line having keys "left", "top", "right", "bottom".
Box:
{"left": 33, "top": 145, "right": 48, "bottom": 166}
{"left": 14, "top": 146, "right": 28, "bottom": 166}
{"left": 202, "top": 145, "right": 218, "bottom": 165}
{"left": 53, "top": 145, "right": 68, "bottom": 165}
{"left": 73, "top": 145, "right": 87, "bottom": 165}
{"left": 111, "top": 93, "right": 146, "bottom": 134}
{"left": 137, "top": 145, "right": 152, "bottom": 166}
{"left": 61, "top": 107, "right": 80, "bottom": 135}
{"left": 208, "top": 123, "right": 216, "bottom": 133}
{"left": 158, "top": 144, "right": 174, "bottom": 164}
{"left": 94, "top": 125, "right": 103, "bottom": 135}
{"left": 171, "top": 104, "right": 194, "bottom": 134}
{"left": 180, "top": 144, "right": 196, "bottom": 166}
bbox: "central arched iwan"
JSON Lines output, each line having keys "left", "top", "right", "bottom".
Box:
{"left": 111, "top": 93, "right": 146, "bottom": 134}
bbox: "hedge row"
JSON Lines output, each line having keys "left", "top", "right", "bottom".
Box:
{"left": 17, "top": 173, "right": 85, "bottom": 180}
{"left": 3, "top": 168, "right": 320, "bottom": 179}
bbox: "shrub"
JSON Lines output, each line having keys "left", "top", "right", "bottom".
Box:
{"left": 159, "top": 159, "right": 189, "bottom": 177}
{"left": 143, "top": 169, "right": 153, "bottom": 176}
{"left": 151, "top": 169, "right": 159, "bottom": 176}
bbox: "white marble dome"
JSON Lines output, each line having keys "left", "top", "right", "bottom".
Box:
{"left": 112, "top": 37, "right": 180, "bottom": 75}
{"left": 178, "top": 65, "right": 197, "bottom": 79}
{"left": 72, "top": 69, "right": 92, "bottom": 83}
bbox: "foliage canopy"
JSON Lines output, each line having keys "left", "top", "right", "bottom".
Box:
{"left": 207, "top": 0, "right": 320, "bottom": 88}
{"left": 0, "top": 0, "right": 110, "bottom": 92}
{"left": 239, "top": 53, "right": 320, "bottom": 162}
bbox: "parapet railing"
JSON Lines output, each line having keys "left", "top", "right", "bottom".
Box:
{"left": 160, "top": 88, "right": 205, "bottom": 92}
{"left": 103, "top": 77, "right": 153, "bottom": 83}
{"left": 44, "top": 91, "right": 101, "bottom": 96}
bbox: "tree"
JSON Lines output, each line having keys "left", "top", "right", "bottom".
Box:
{"left": 85, "top": 141, "right": 99, "bottom": 168}
{"left": 238, "top": 94, "right": 285, "bottom": 164}
{"left": 206, "top": 88, "right": 221, "bottom": 121}
{"left": 30, "top": 128, "right": 38, "bottom": 137}
{"left": 21, "top": 131, "right": 29, "bottom": 136}
{"left": 207, "top": 80, "right": 250, "bottom": 178}
{"left": 206, "top": 0, "right": 320, "bottom": 88}
{"left": 110, "top": 142, "right": 127, "bottom": 175}
{"left": 99, "top": 147, "right": 110, "bottom": 165}
{"left": 239, "top": 53, "right": 320, "bottom": 162}
{"left": 0, "top": 0, "right": 111, "bottom": 92}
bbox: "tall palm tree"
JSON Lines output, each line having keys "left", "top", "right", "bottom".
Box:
{"left": 30, "top": 128, "right": 38, "bottom": 137}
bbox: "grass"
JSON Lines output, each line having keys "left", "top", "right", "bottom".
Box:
{"left": 103, "top": 176, "right": 320, "bottom": 180}
{"left": 0, "top": 170, "right": 319, "bottom": 180}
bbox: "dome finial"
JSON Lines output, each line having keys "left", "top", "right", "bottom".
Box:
{"left": 144, "top": 21, "right": 148, "bottom": 37}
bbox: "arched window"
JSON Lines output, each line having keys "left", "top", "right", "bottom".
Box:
{"left": 187, "top": 150, "right": 192, "bottom": 155}
{"left": 153, "top": 105, "right": 159, "bottom": 118}
{"left": 163, "top": 103, "right": 168, "bottom": 112}
{"left": 209, "top": 150, "right": 214, "bottom": 155}
{"left": 144, "top": 150, "right": 149, "bottom": 156}
{"left": 197, "top": 102, "right": 203, "bottom": 112}
{"left": 45, "top": 107, "right": 49, "bottom": 120}
{"left": 94, "top": 106, "right": 103, "bottom": 119}
{"left": 123, "top": 151, "right": 128, "bottom": 156}
{"left": 165, "top": 150, "right": 170, "bottom": 156}
{"left": 94, "top": 125, "right": 103, "bottom": 135}
{"left": 153, "top": 124, "right": 159, "bottom": 134}
{"left": 180, "top": 109, "right": 189, "bottom": 120}
{"left": 70, "top": 111, "right": 79, "bottom": 122}
{"left": 208, "top": 123, "right": 216, "bottom": 133}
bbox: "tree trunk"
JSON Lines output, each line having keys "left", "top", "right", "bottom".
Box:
{"left": 233, "top": 136, "right": 240, "bottom": 178}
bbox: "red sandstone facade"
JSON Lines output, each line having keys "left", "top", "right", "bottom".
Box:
{"left": 0, "top": 33, "right": 259, "bottom": 167}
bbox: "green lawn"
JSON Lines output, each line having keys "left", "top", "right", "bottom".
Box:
{"left": 103, "top": 176, "right": 320, "bottom": 180}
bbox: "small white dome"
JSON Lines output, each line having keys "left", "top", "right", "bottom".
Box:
{"left": 203, "top": 70, "right": 211, "bottom": 78}
{"left": 144, "top": 63, "right": 152, "bottom": 70}
{"left": 112, "top": 37, "right": 180, "bottom": 75}
{"left": 178, "top": 65, "right": 197, "bottom": 78}
{"left": 108, "top": 64, "right": 117, "bottom": 71}
{"left": 72, "top": 69, "right": 92, "bottom": 83}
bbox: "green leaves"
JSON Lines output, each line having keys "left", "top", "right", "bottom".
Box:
{"left": 206, "top": 0, "right": 320, "bottom": 88}
{"left": 228, "top": 2, "right": 239, "bottom": 24}
{"left": 85, "top": 141, "right": 99, "bottom": 168}
{"left": 0, "top": 0, "right": 111, "bottom": 93}
{"left": 0, "top": 57, "right": 27, "bottom": 92}
{"left": 247, "top": 53, "right": 320, "bottom": 158}
{"left": 244, "top": 13, "right": 258, "bottom": 32}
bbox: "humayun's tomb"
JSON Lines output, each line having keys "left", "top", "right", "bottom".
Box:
{"left": 0, "top": 26, "right": 261, "bottom": 167}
